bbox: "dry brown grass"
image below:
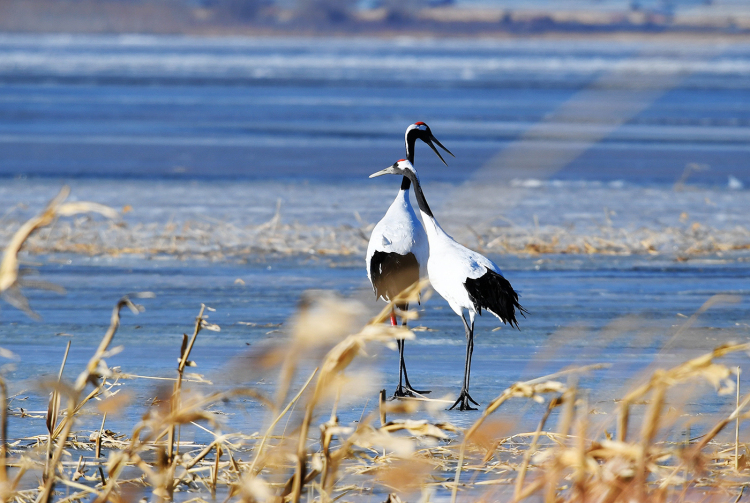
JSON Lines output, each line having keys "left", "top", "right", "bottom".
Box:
{"left": 4, "top": 188, "right": 750, "bottom": 262}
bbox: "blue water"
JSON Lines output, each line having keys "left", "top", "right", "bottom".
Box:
{"left": 0, "top": 35, "right": 748, "bottom": 184}
{"left": 1, "top": 34, "right": 750, "bottom": 499}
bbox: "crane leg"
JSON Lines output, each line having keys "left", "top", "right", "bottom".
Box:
{"left": 400, "top": 341, "right": 431, "bottom": 396}
{"left": 391, "top": 311, "right": 406, "bottom": 395}
{"left": 393, "top": 303, "right": 431, "bottom": 398}
{"left": 450, "top": 314, "right": 479, "bottom": 411}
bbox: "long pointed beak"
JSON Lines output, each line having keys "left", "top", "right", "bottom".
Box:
{"left": 425, "top": 138, "right": 448, "bottom": 166}
{"left": 431, "top": 134, "right": 455, "bottom": 158}
{"left": 369, "top": 168, "right": 392, "bottom": 178}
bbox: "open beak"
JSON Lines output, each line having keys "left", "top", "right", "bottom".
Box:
{"left": 369, "top": 166, "right": 394, "bottom": 178}
{"left": 425, "top": 134, "right": 455, "bottom": 166}
{"left": 432, "top": 134, "right": 455, "bottom": 158}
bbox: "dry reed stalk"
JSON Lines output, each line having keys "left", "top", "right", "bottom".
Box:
{"left": 86, "top": 381, "right": 262, "bottom": 502}
{"left": 318, "top": 421, "right": 336, "bottom": 494}
{"left": 288, "top": 282, "right": 425, "bottom": 503}
{"left": 248, "top": 367, "right": 317, "bottom": 475}
{"left": 573, "top": 394, "right": 588, "bottom": 503}
{"left": 183, "top": 440, "right": 218, "bottom": 471}
{"left": 320, "top": 385, "right": 342, "bottom": 500}
{"left": 0, "top": 186, "right": 117, "bottom": 318}
{"left": 291, "top": 366, "right": 339, "bottom": 495}
{"left": 51, "top": 379, "right": 110, "bottom": 441}
{"left": 617, "top": 342, "right": 749, "bottom": 443}
{"left": 35, "top": 293, "right": 150, "bottom": 503}
{"left": 687, "top": 392, "right": 750, "bottom": 457}
{"left": 451, "top": 365, "right": 604, "bottom": 503}
{"left": 317, "top": 402, "right": 442, "bottom": 499}
{"left": 37, "top": 387, "right": 77, "bottom": 503}
{"left": 94, "top": 414, "right": 106, "bottom": 459}
{"left": 533, "top": 343, "right": 750, "bottom": 503}
{"left": 211, "top": 444, "right": 221, "bottom": 494}
{"left": 544, "top": 380, "right": 577, "bottom": 503}
{"left": 44, "top": 341, "right": 70, "bottom": 482}
{"left": 0, "top": 376, "right": 6, "bottom": 491}
{"left": 274, "top": 292, "right": 363, "bottom": 412}
{"left": 635, "top": 381, "right": 666, "bottom": 500}
{"left": 514, "top": 478, "right": 546, "bottom": 502}
{"left": 169, "top": 304, "right": 208, "bottom": 463}
{"left": 514, "top": 398, "right": 558, "bottom": 500}
{"left": 737, "top": 367, "right": 741, "bottom": 472}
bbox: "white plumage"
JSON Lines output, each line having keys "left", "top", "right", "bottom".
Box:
{"left": 365, "top": 189, "right": 428, "bottom": 295}
{"left": 370, "top": 159, "right": 525, "bottom": 410}
{"left": 421, "top": 216, "right": 499, "bottom": 318}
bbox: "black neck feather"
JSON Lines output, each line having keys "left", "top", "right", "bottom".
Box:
{"left": 403, "top": 129, "right": 419, "bottom": 191}
{"left": 402, "top": 171, "right": 433, "bottom": 218}
{"left": 405, "top": 129, "right": 417, "bottom": 164}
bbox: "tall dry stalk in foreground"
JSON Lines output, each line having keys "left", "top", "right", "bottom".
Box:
{"left": 0, "top": 376, "right": 7, "bottom": 498}
{"left": 0, "top": 186, "right": 117, "bottom": 318}
{"left": 448, "top": 350, "right": 750, "bottom": 502}
{"left": 283, "top": 280, "right": 428, "bottom": 503}
{"left": 37, "top": 293, "right": 153, "bottom": 503}
{"left": 167, "top": 303, "right": 220, "bottom": 465}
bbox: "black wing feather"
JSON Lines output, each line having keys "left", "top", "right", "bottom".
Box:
{"left": 369, "top": 251, "right": 419, "bottom": 309}
{"left": 464, "top": 269, "right": 527, "bottom": 328}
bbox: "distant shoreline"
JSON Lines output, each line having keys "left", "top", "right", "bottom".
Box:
{"left": 2, "top": 1, "right": 750, "bottom": 41}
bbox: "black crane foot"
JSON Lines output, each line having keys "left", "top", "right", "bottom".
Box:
{"left": 449, "top": 391, "right": 479, "bottom": 411}
{"left": 393, "top": 386, "right": 431, "bottom": 399}
{"left": 403, "top": 379, "right": 431, "bottom": 396}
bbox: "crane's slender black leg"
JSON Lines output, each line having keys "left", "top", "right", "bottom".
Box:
{"left": 450, "top": 313, "right": 479, "bottom": 411}
{"left": 400, "top": 342, "right": 431, "bottom": 395}
{"left": 393, "top": 303, "right": 431, "bottom": 398}
{"left": 465, "top": 318, "right": 478, "bottom": 406}
{"left": 393, "top": 339, "right": 410, "bottom": 398}
{"left": 401, "top": 302, "right": 431, "bottom": 395}
{"left": 392, "top": 310, "right": 408, "bottom": 398}
{"left": 397, "top": 338, "right": 405, "bottom": 386}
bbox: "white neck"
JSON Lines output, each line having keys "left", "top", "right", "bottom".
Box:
{"left": 394, "top": 187, "right": 409, "bottom": 203}
{"left": 419, "top": 210, "right": 447, "bottom": 242}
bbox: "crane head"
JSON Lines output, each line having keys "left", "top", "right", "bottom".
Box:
{"left": 405, "top": 121, "right": 455, "bottom": 166}
{"left": 369, "top": 159, "right": 416, "bottom": 179}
